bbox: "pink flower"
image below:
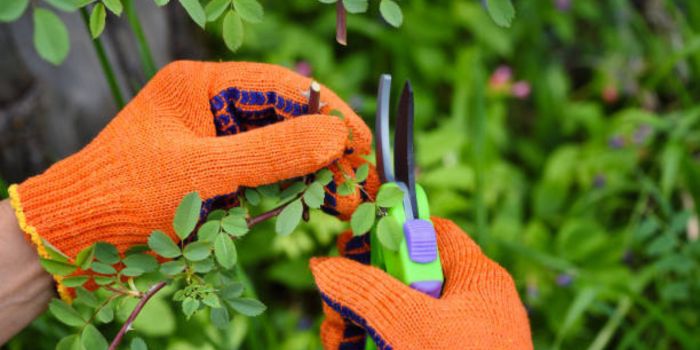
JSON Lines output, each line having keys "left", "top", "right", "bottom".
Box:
{"left": 489, "top": 65, "right": 512, "bottom": 88}
{"left": 295, "top": 61, "right": 312, "bottom": 77}
{"left": 511, "top": 81, "right": 531, "bottom": 99}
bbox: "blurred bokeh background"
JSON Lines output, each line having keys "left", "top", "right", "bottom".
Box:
{"left": 2, "top": 0, "right": 700, "bottom": 349}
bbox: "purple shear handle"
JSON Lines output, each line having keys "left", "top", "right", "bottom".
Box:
{"left": 410, "top": 281, "right": 443, "bottom": 298}
{"left": 404, "top": 219, "right": 443, "bottom": 298}
{"left": 404, "top": 219, "right": 438, "bottom": 263}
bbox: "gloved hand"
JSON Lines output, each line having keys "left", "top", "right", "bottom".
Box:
{"left": 310, "top": 218, "right": 533, "bottom": 350}
{"left": 8, "top": 61, "right": 374, "bottom": 301}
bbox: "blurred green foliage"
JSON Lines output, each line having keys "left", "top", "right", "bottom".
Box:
{"left": 7, "top": 0, "right": 700, "bottom": 349}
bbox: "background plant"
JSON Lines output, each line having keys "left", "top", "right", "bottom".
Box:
{"left": 3, "top": 0, "right": 700, "bottom": 349}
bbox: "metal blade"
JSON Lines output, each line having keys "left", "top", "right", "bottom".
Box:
{"left": 395, "top": 80, "right": 418, "bottom": 219}
{"left": 375, "top": 74, "right": 393, "bottom": 183}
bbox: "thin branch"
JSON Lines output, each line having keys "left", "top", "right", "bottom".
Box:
{"left": 247, "top": 205, "right": 287, "bottom": 227}
{"left": 108, "top": 282, "right": 166, "bottom": 350}
{"left": 336, "top": 1, "right": 347, "bottom": 46}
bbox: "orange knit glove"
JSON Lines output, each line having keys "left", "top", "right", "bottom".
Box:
{"left": 310, "top": 218, "right": 533, "bottom": 350}
{"left": 8, "top": 61, "right": 373, "bottom": 301}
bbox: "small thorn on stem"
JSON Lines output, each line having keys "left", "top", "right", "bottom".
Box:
{"left": 309, "top": 81, "right": 321, "bottom": 114}
{"left": 336, "top": 1, "right": 347, "bottom": 46}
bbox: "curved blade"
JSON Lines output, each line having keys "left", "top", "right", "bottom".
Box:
{"left": 375, "top": 74, "right": 393, "bottom": 183}
{"left": 395, "top": 81, "right": 418, "bottom": 219}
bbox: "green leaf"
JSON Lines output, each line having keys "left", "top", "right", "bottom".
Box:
{"left": 62, "top": 276, "right": 89, "bottom": 287}
{"left": 192, "top": 257, "right": 215, "bottom": 273}
{"left": 233, "top": 0, "right": 262, "bottom": 23}
{"left": 56, "top": 334, "right": 81, "bottom": 350}
{"left": 91, "top": 261, "right": 117, "bottom": 275}
{"left": 44, "top": 0, "right": 80, "bottom": 12}
{"left": 376, "top": 216, "right": 403, "bottom": 251}
{"left": 207, "top": 209, "right": 226, "bottom": 220}
{"left": 49, "top": 299, "right": 85, "bottom": 327}
{"left": 121, "top": 267, "right": 144, "bottom": 277}
{"left": 379, "top": 0, "right": 402, "bottom": 27}
{"left": 39, "top": 258, "right": 77, "bottom": 276}
{"left": 95, "top": 242, "right": 120, "bottom": 264}
{"left": 94, "top": 275, "right": 113, "bottom": 285}
{"left": 342, "top": 0, "right": 368, "bottom": 13}
{"left": 220, "top": 282, "right": 244, "bottom": 300}
{"left": 131, "top": 337, "right": 148, "bottom": 350}
{"left": 257, "top": 183, "right": 280, "bottom": 198}
{"left": 203, "top": 293, "right": 222, "bottom": 308}
{"left": 103, "top": 0, "right": 123, "bottom": 15}
{"left": 205, "top": 0, "right": 229, "bottom": 21}
{"left": 227, "top": 297, "right": 266, "bottom": 316}
{"left": 160, "top": 260, "right": 186, "bottom": 275}
{"left": 280, "top": 182, "right": 307, "bottom": 202}
{"left": 173, "top": 192, "right": 202, "bottom": 240}
{"left": 244, "top": 188, "right": 261, "bottom": 206}
{"left": 303, "top": 182, "right": 325, "bottom": 209}
{"left": 355, "top": 163, "right": 369, "bottom": 182}
{"left": 485, "top": 0, "right": 515, "bottom": 28}
{"left": 89, "top": 4, "right": 105, "bottom": 39}
{"left": 337, "top": 181, "right": 355, "bottom": 196}
{"left": 96, "top": 305, "right": 114, "bottom": 323}
{"left": 183, "top": 241, "right": 212, "bottom": 261}
{"left": 125, "top": 245, "right": 150, "bottom": 255}
{"left": 198, "top": 220, "right": 221, "bottom": 242}
{"left": 314, "top": 169, "right": 334, "bottom": 185}
{"left": 32, "top": 8, "right": 70, "bottom": 65}
{"left": 351, "top": 202, "right": 376, "bottom": 236}
{"left": 81, "top": 324, "right": 108, "bottom": 350}
{"left": 182, "top": 298, "right": 200, "bottom": 318}
{"left": 75, "top": 287, "right": 99, "bottom": 307}
{"left": 376, "top": 184, "right": 404, "bottom": 208}
{"left": 317, "top": 0, "right": 337, "bottom": 3}
{"left": 179, "top": 0, "right": 206, "bottom": 28}
{"left": 275, "top": 199, "right": 303, "bottom": 236}
{"left": 0, "top": 0, "right": 28, "bottom": 22}
{"left": 210, "top": 307, "right": 230, "bottom": 329}
{"left": 221, "top": 215, "right": 249, "bottom": 237}
{"left": 154, "top": 0, "right": 170, "bottom": 6}
{"left": 148, "top": 231, "right": 181, "bottom": 258}
{"left": 222, "top": 10, "right": 244, "bottom": 52}
{"left": 214, "top": 234, "right": 237, "bottom": 269}
{"left": 123, "top": 253, "right": 159, "bottom": 272}
{"left": 75, "top": 245, "right": 95, "bottom": 270}
{"left": 42, "top": 238, "right": 70, "bottom": 262}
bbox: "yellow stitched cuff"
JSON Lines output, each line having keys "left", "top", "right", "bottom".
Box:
{"left": 8, "top": 184, "right": 73, "bottom": 303}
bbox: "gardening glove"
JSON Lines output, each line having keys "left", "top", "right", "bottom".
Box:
{"left": 310, "top": 217, "right": 533, "bottom": 350}
{"left": 8, "top": 60, "right": 376, "bottom": 302}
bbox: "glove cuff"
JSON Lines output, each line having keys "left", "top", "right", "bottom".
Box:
{"left": 8, "top": 184, "right": 73, "bottom": 302}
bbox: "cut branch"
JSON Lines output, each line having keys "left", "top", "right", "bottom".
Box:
{"left": 308, "top": 81, "right": 321, "bottom": 114}
{"left": 336, "top": 1, "right": 347, "bottom": 46}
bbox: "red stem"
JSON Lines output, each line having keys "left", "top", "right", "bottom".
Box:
{"left": 308, "top": 81, "right": 321, "bottom": 114}
{"left": 109, "top": 200, "right": 297, "bottom": 349}
{"left": 108, "top": 282, "right": 166, "bottom": 350}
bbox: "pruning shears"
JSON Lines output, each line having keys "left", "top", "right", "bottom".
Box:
{"left": 366, "top": 75, "right": 445, "bottom": 348}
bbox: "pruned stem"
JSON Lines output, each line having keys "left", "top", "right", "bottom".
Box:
{"left": 308, "top": 81, "right": 321, "bottom": 114}
{"left": 336, "top": 1, "right": 347, "bottom": 46}
{"left": 108, "top": 281, "right": 166, "bottom": 350}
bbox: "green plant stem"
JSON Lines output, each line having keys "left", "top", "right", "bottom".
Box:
{"left": 79, "top": 8, "right": 125, "bottom": 109}
{"left": 123, "top": 0, "right": 157, "bottom": 79}
{"left": 236, "top": 264, "right": 277, "bottom": 349}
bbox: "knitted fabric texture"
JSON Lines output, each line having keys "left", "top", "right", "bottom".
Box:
{"left": 311, "top": 218, "right": 534, "bottom": 350}
{"left": 8, "top": 61, "right": 373, "bottom": 302}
